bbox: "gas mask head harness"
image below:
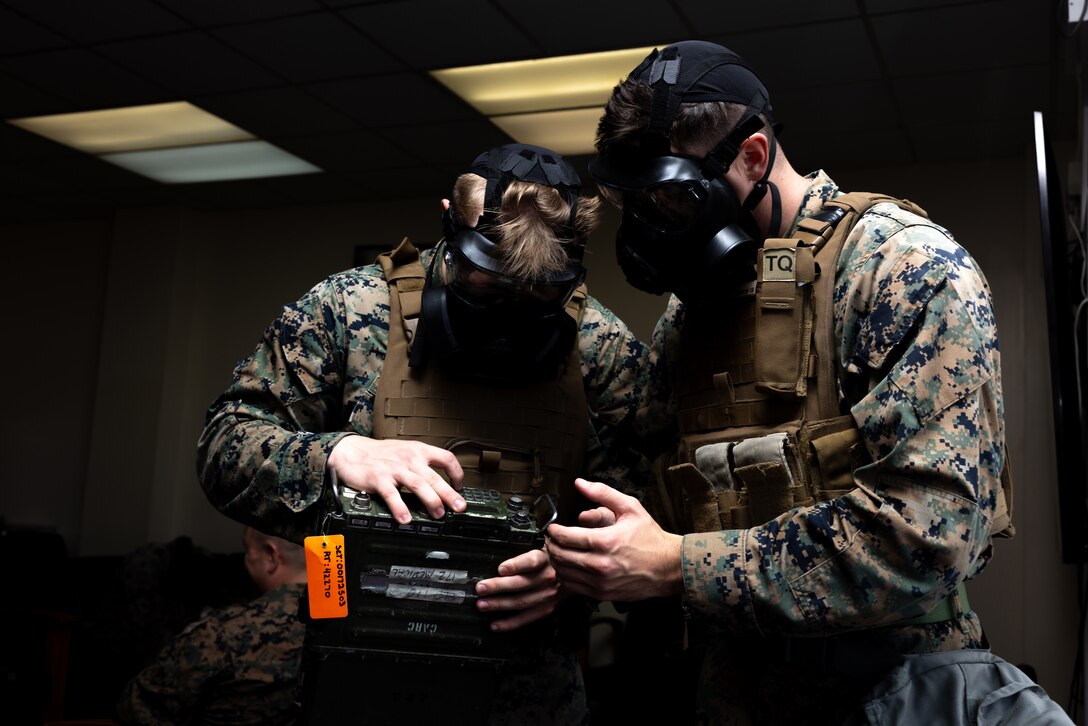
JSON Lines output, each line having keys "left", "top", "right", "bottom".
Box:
{"left": 589, "top": 40, "right": 782, "bottom": 304}
{"left": 411, "top": 144, "right": 586, "bottom": 384}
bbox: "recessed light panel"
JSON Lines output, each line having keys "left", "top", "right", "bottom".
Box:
{"left": 431, "top": 46, "right": 657, "bottom": 116}
{"left": 491, "top": 108, "right": 608, "bottom": 156}
{"left": 430, "top": 46, "right": 660, "bottom": 153}
{"left": 7, "top": 102, "right": 325, "bottom": 183}
{"left": 8, "top": 102, "right": 254, "bottom": 154}
{"left": 101, "top": 140, "right": 321, "bottom": 183}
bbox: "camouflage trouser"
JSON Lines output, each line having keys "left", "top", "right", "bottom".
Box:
{"left": 694, "top": 611, "right": 986, "bottom": 726}
{"left": 489, "top": 642, "right": 589, "bottom": 726}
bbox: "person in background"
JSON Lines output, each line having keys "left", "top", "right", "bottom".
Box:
{"left": 116, "top": 527, "right": 306, "bottom": 726}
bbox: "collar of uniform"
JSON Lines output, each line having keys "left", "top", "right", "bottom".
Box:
{"left": 781, "top": 169, "right": 839, "bottom": 238}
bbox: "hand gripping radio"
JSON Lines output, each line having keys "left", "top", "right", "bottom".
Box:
{"left": 298, "top": 471, "right": 559, "bottom": 724}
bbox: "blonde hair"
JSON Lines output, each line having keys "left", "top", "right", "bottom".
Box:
{"left": 451, "top": 173, "right": 601, "bottom": 280}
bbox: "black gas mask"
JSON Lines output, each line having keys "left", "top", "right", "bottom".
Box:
{"left": 410, "top": 144, "right": 586, "bottom": 384}
{"left": 590, "top": 41, "right": 783, "bottom": 305}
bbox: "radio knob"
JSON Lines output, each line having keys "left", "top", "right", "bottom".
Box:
{"left": 351, "top": 492, "right": 372, "bottom": 511}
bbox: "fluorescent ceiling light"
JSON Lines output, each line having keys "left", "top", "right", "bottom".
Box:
{"left": 491, "top": 108, "right": 606, "bottom": 157}
{"left": 431, "top": 46, "right": 660, "bottom": 154}
{"left": 101, "top": 140, "right": 321, "bottom": 183}
{"left": 8, "top": 102, "right": 253, "bottom": 154}
{"left": 431, "top": 46, "right": 658, "bottom": 115}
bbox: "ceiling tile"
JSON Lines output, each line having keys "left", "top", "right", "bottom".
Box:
{"left": 1, "top": 0, "right": 190, "bottom": 43}
{"left": 154, "top": 0, "right": 324, "bottom": 26}
{"left": 257, "top": 172, "right": 368, "bottom": 206}
{"left": 788, "top": 127, "right": 917, "bottom": 173}
{"left": 673, "top": 0, "right": 858, "bottom": 34}
{"left": 40, "top": 154, "right": 157, "bottom": 191}
{"left": 212, "top": 13, "right": 403, "bottom": 82}
{"left": 96, "top": 31, "right": 284, "bottom": 96}
{"left": 198, "top": 87, "right": 360, "bottom": 138}
{"left": 0, "top": 0, "right": 1069, "bottom": 213}
{"left": 379, "top": 119, "right": 512, "bottom": 165}
{"left": 894, "top": 64, "right": 1051, "bottom": 128}
{"left": 306, "top": 73, "right": 477, "bottom": 128}
{"left": 494, "top": 0, "right": 689, "bottom": 55}
{"left": 707, "top": 20, "right": 880, "bottom": 94}
{"left": 0, "top": 72, "right": 70, "bottom": 118}
{"left": 772, "top": 80, "right": 899, "bottom": 139}
{"left": 0, "top": 121, "right": 80, "bottom": 161}
{"left": 274, "top": 129, "right": 411, "bottom": 171}
{"left": 0, "top": 153, "right": 150, "bottom": 195}
{"left": 339, "top": 0, "right": 539, "bottom": 69}
{"left": 871, "top": 0, "right": 1049, "bottom": 77}
{"left": 347, "top": 162, "right": 466, "bottom": 201}
{"left": 0, "top": 5, "right": 70, "bottom": 56}
{"left": 173, "top": 178, "right": 291, "bottom": 209}
{"left": 0, "top": 48, "right": 172, "bottom": 109}
{"left": 910, "top": 116, "right": 1030, "bottom": 163}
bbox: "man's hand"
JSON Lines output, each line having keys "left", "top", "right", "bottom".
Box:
{"left": 327, "top": 435, "right": 465, "bottom": 523}
{"left": 476, "top": 548, "right": 564, "bottom": 632}
{"left": 547, "top": 478, "right": 684, "bottom": 601}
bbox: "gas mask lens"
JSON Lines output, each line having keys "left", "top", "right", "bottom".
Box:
{"left": 592, "top": 152, "right": 712, "bottom": 233}
{"left": 627, "top": 181, "right": 706, "bottom": 233}
{"left": 442, "top": 248, "right": 579, "bottom": 311}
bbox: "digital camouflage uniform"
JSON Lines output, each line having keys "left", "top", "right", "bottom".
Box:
{"left": 116, "top": 582, "right": 306, "bottom": 726}
{"left": 640, "top": 172, "right": 1007, "bottom": 725}
{"left": 197, "top": 243, "right": 647, "bottom": 725}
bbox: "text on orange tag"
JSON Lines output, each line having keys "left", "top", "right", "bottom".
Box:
{"left": 304, "top": 534, "right": 347, "bottom": 619}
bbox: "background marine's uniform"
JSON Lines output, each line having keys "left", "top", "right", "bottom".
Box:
{"left": 117, "top": 582, "right": 306, "bottom": 726}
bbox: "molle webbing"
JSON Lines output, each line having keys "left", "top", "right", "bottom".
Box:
{"left": 371, "top": 238, "right": 589, "bottom": 523}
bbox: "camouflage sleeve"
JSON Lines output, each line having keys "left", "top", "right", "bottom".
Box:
{"left": 116, "top": 616, "right": 229, "bottom": 725}
{"left": 196, "top": 272, "right": 380, "bottom": 542}
{"left": 636, "top": 295, "right": 684, "bottom": 460}
{"left": 578, "top": 297, "right": 650, "bottom": 499}
{"left": 681, "top": 208, "right": 1004, "bottom": 635}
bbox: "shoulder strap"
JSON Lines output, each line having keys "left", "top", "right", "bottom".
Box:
{"left": 377, "top": 237, "right": 426, "bottom": 343}
{"left": 808, "top": 192, "right": 927, "bottom": 419}
{"left": 564, "top": 283, "right": 589, "bottom": 326}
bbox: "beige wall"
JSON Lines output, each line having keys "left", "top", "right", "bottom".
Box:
{"left": 0, "top": 152, "right": 1079, "bottom": 703}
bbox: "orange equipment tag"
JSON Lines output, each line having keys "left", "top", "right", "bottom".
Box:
{"left": 304, "top": 534, "right": 348, "bottom": 619}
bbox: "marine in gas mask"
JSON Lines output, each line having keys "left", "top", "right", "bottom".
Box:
{"left": 197, "top": 143, "right": 648, "bottom": 724}
{"left": 411, "top": 144, "right": 588, "bottom": 384}
{"left": 547, "top": 40, "right": 1025, "bottom": 726}
{"left": 589, "top": 41, "right": 792, "bottom": 304}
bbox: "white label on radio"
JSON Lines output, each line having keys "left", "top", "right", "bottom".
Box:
{"left": 387, "top": 584, "right": 466, "bottom": 603}
{"left": 389, "top": 565, "right": 468, "bottom": 583}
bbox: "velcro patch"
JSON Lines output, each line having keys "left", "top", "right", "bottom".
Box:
{"left": 762, "top": 248, "right": 797, "bottom": 282}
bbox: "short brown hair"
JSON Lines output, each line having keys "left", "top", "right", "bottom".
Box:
{"left": 596, "top": 79, "right": 775, "bottom": 157}
{"left": 451, "top": 173, "right": 601, "bottom": 280}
